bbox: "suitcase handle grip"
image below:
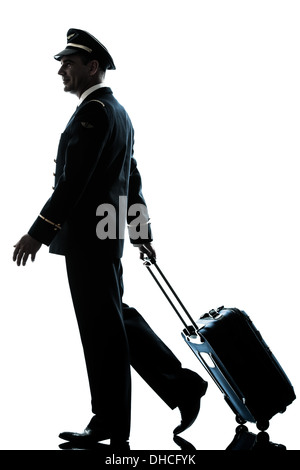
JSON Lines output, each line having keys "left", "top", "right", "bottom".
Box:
{"left": 143, "top": 258, "right": 199, "bottom": 333}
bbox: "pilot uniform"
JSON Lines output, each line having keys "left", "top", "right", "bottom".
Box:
{"left": 28, "top": 29, "right": 207, "bottom": 445}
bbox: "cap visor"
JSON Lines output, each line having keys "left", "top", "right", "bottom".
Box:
{"left": 54, "top": 48, "right": 79, "bottom": 60}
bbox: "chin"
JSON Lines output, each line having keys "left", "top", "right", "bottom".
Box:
{"left": 63, "top": 82, "right": 72, "bottom": 91}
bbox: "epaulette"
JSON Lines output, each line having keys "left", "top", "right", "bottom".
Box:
{"left": 89, "top": 99, "right": 105, "bottom": 107}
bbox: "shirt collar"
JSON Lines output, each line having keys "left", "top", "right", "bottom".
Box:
{"left": 79, "top": 83, "right": 107, "bottom": 104}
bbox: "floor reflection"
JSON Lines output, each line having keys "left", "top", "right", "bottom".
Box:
{"left": 58, "top": 428, "right": 286, "bottom": 451}
{"left": 59, "top": 441, "right": 110, "bottom": 451}
{"left": 226, "top": 425, "right": 286, "bottom": 451}
{"left": 58, "top": 435, "right": 197, "bottom": 451}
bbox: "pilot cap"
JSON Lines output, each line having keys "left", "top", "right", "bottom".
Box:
{"left": 54, "top": 28, "right": 116, "bottom": 70}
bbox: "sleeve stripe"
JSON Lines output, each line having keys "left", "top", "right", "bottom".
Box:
{"left": 38, "top": 214, "right": 61, "bottom": 230}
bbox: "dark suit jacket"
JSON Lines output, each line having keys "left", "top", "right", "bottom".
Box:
{"left": 28, "top": 87, "right": 152, "bottom": 258}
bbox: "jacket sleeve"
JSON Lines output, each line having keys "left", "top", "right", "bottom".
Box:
{"left": 28, "top": 102, "right": 109, "bottom": 245}
{"left": 127, "top": 155, "right": 153, "bottom": 245}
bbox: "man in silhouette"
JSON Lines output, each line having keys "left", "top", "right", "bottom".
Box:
{"left": 13, "top": 29, "right": 207, "bottom": 450}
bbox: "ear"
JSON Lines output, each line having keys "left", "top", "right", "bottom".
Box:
{"left": 89, "top": 59, "right": 100, "bottom": 76}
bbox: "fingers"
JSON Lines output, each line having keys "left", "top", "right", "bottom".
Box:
{"left": 139, "top": 245, "right": 147, "bottom": 260}
{"left": 13, "top": 244, "right": 26, "bottom": 266}
{"left": 22, "top": 252, "right": 30, "bottom": 266}
{"left": 13, "top": 244, "right": 18, "bottom": 262}
{"left": 13, "top": 235, "right": 42, "bottom": 266}
{"left": 13, "top": 243, "right": 23, "bottom": 266}
{"left": 139, "top": 243, "right": 157, "bottom": 262}
{"left": 149, "top": 246, "right": 157, "bottom": 261}
{"left": 13, "top": 237, "right": 31, "bottom": 266}
{"left": 13, "top": 234, "right": 42, "bottom": 266}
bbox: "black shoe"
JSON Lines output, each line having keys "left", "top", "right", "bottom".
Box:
{"left": 173, "top": 379, "right": 208, "bottom": 435}
{"left": 59, "top": 416, "right": 111, "bottom": 444}
{"left": 110, "top": 439, "right": 131, "bottom": 452}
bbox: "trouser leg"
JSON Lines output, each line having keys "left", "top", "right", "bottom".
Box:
{"left": 65, "top": 254, "right": 131, "bottom": 441}
{"left": 122, "top": 303, "right": 201, "bottom": 409}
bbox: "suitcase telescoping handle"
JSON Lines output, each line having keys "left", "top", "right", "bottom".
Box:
{"left": 143, "top": 257, "right": 199, "bottom": 335}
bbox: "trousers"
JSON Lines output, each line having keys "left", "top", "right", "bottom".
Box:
{"left": 65, "top": 251, "right": 198, "bottom": 441}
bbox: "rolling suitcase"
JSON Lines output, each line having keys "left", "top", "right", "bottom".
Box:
{"left": 144, "top": 258, "right": 296, "bottom": 432}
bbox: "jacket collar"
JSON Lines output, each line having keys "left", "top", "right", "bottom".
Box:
{"left": 79, "top": 83, "right": 107, "bottom": 103}
{"left": 79, "top": 86, "right": 112, "bottom": 106}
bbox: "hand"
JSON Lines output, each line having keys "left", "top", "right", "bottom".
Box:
{"left": 138, "top": 242, "right": 156, "bottom": 262}
{"left": 13, "top": 234, "right": 42, "bottom": 266}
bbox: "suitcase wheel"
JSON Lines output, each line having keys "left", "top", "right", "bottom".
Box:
{"left": 256, "top": 419, "right": 269, "bottom": 431}
{"left": 235, "top": 424, "right": 248, "bottom": 433}
{"left": 235, "top": 415, "right": 247, "bottom": 425}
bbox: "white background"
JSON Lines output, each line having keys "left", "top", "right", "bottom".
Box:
{"left": 1, "top": 0, "right": 299, "bottom": 450}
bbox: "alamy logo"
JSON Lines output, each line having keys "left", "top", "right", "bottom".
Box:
{"left": 96, "top": 196, "right": 149, "bottom": 240}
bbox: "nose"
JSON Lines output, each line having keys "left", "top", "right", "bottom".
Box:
{"left": 58, "top": 65, "right": 65, "bottom": 76}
